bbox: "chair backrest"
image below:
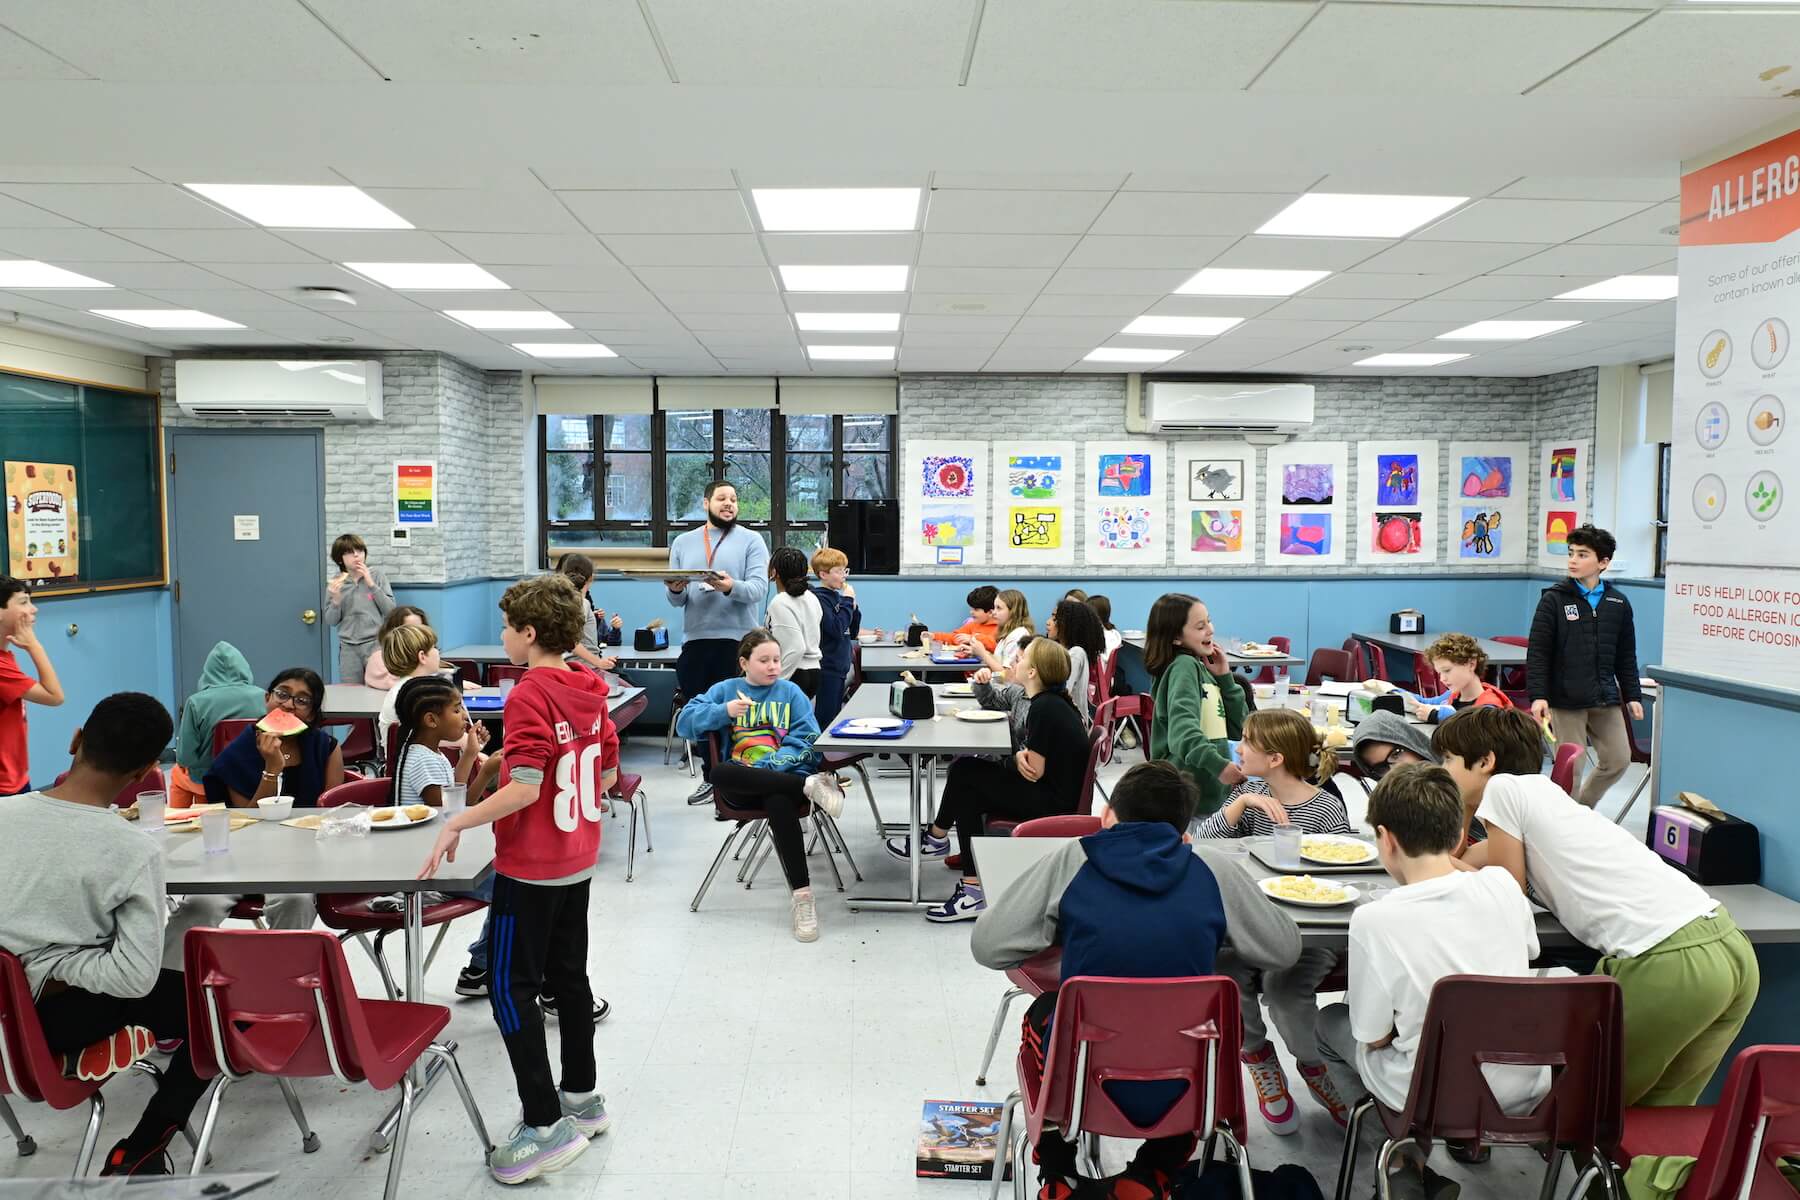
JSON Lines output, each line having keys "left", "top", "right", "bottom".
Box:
{"left": 1031, "top": 975, "right": 1248, "bottom": 1144}
{"left": 318, "top": 776, "right": 394, "bottom": 808}
{"left": 487, "top": 664, "right": 528, "bottom": 687}
{"left": 1410, "top": 653, "right": 1443, "bottom": 696}
{"left": 1622, "top": 700, "right": 1652, "bottom": 763}
{"left": 0, "top": 950, "right": 57, "bottom": 1105}
{"left": 1012, "top": 813, "right": 1103, "bottom": 838}
{"left": 183, "top": 928, "right": 428, "bottom": 1091}
{"left": 1304, "top": 649, "right": 1352, "bottom": 687}
{"left": 1075, "top": 726, "right": 1108, "bottom": 816}
{"left": 1341, "top": 638, "right": 1370, "bottom": 680}
{"left": 1251, "top": 634, "right": 1296, "bottom": 685}
{"left": 849, "top": 641, "right": 864, "bottom": 694}
{"left": 1400, "top": 974, "right": 1623, "bottom": 1152}
{"left": 444, "top": 658, "right": 484, "bottom": 686}
{"left": 213, "top": 717, "right": 256, "bottom": 759}
{"left": 50, "top": 764, "right": 165, "bottom": 807}
{"left": 1679, "top": 1045, "right": 1800, "bottom": 1200}
{"left": 328, "top": 718, "right": 376, "bottom": 764}
{"left": 1550, "top": 743, "right": 1583, "bottom": 797}
{"left": 1362, "top": 640, "right": 1389, "bottom": 682}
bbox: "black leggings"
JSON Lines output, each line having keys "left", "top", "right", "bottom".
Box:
{"left": 711, "top": 761, "right": 811, "bottom": 891}
{"left": 788, "top": 668, "right": 820, "bottom": 698}
{"left": 931, "top": 757, "right": 1058, "bottom": 875}
{"left": 488, "top": 875, "right": 597, "bottom": 1128}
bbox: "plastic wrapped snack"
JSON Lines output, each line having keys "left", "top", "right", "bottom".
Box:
{"left": 316, "top": 803, "right": 373, "bottom": 841}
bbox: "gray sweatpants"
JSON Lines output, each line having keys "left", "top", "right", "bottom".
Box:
{"left": 1316, "top": 1001, "right": 1373, "bottom": 1110}
{"left": 338, "top": 638, "right": 375, "bottom": 687}
{"left": 163, "top": 893, "right": 317, "bottom": 970}
{"left": 1222, "top": 946, "right": 1341, "bottom": 1064}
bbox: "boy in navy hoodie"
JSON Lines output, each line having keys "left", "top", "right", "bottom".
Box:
{"left": 973, "top": 762, "right": 1301, "bottom": 1200}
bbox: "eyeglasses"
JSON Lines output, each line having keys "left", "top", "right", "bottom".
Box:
{"left": 271, "top": 687, "right": 316, "bottom": 710}
{"left": 1361, "top": 745, "right": 1407, "bottom": 780}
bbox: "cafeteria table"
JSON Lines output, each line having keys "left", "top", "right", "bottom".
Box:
{"left": 442, "top": 642, "right": 680, "bottom": 670}
{"left": 1353, "top": 630, "right": 1527, "bottom": 671}
{"left": 1117, "top": 634, "right": 1303, "bottom": 672}
{"left": 320, "top": 683, "right": 389, "bottom": 720}
{"left": 813, "top": 682, "right": 1012, "bottom": 910}
{"left": 856, "top": 642, "right": 989, "bottom": 677}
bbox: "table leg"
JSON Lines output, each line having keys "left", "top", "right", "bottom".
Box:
{"left": 369, "top": 892, "right": 447, "bottom": 1153}
{"left": 847, "top": 751, "right": 941, "bottom": 910}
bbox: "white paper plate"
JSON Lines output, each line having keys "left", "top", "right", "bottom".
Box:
{"left": 1300, "top": 835, "right": 1378, "bottom": 866}
{"left": 370, "top": 807, "right": 439, "bottom": 831}
{"left": 953, "top": 708, "right": 1008, "bottom": 723}
{"left": 942, "top": 683, "right": 976, "bottom": 696}
{"left": 842, "top": 717, "right": 906, "bottom": 732}
{"left": 1258, "top": 876, "right": 1361, "bottom": 908}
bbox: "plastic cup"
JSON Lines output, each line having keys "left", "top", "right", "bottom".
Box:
{"left": 1271, "top": 824, "right": 1304, "bottom": 868}
{"left": 200, "top": 807, "right": 231, "bottom": 855}
{"left": 442, "top": 784, "right": 467, "bottom": 814}
{"left": 498, "top": 677, "right": 516, "bottom": 697}
{"left": 1274, "top": 679, "right": 1292, "bottom": 709}
{"left": 137, "top": 791, "right": 166, "bottom": 832}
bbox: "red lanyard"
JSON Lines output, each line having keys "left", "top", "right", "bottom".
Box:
{"left": 702, "top": 524, "right": 727, "bottom": 569}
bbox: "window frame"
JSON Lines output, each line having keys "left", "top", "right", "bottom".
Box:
{"left": 1654, "top": 440, "right": 1672, "bottom": 578}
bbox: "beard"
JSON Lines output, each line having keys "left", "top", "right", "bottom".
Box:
{"left": 708, "top": 511, "right": 739, "bottom": 534}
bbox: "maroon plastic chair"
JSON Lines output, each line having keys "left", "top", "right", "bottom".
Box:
{"left": 1335, "top": 974, "right": 1624, "bottom": 1200}
{"left": 1342, "top": 638, "right": 1371, "bottom": 681}
{"left": 1550, "top": 742, "right": 1584, "bottom": 798}
{"left": 1094, "top": 693, "right": 1154, "bottom": 767}
{"left": 608, "top": 771, "right": 653, "bottom": 882}
{"left": 993, "top": 976, "right": 1254, "bottom": 1200}
{"left": 1612, "top": 698, "right": 1655, "bottom": 825}
{"left": 1409, "top": 653, "right": 1443, "bottom": 697}
{"left": 1361, "top": 640, "right": 1389, "bottom": 683}
{"left": 1305, "top": 649, "right": 1353, "bottom": 688}
{"left": 183, "top": 929, "right": 491, "bottom": 1200}
{"left": 1491, "top": 635, "right": 1532, "bottom": 707}
{"left": 691, "top": 733, "right": 858, "bottom": 911}
{"left": 1250, "top": 636, "right": 1295, "bottom": 685}
{"left": 1617, "top": 1045, "right": 1800, "bottom": 1200}
{"left": 486, "top": 664, "right": 528, "bottom": 688}
{"left": 443, "top": 657, "right": 484, "bottom": 686}
{"left": 49, "top": 764, "right": 165, "bottom": 809}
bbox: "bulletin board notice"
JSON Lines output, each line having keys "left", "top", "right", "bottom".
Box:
{"left": 5, "top": 460, "right": 79, "bottom": 582}
{"left": 394, "top": 460, "right": 437, "bottom": 527}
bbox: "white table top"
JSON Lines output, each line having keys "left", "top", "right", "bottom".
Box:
{"left": 444, "top": 643, "right": 682, "bottom": 665}
{"left": 858, "top": 643, "right": 990, "bottom": 675}
{"left": 160, "top": 814, "right": 495, "bottom": 895}
{"left": 1117, "top": 634, "right": 1302, "bottom": 669}
{"left": 1353, "top": 630, "right": 1527, "bottom": 667}
{"left": 813, "top": 682, "right": 1013, "bottom": 757}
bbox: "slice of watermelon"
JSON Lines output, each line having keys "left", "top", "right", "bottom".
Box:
{"left": 257, "top": 709, "right": 309, "bottom": 736}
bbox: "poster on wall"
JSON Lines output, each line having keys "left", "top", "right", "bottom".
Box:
{"left": 4, "top": 461, "right": 79, "bottom": 583}
{"left": 1536, "top": 439, "right": 1588, "bottom": 567}
{"left": 1084, "top": 440, "right": 1165, "bottom": 565}
{"left": 1662, "top": 123, "right": 1800, "bottom": 688}
{"left": 394, "top": 460, "right": 438, "bottom": 527}
{"left": 1444, "top": 441, "right": 1528, "bottom": 566}
{"left": 1263, "top": 441, "right": 1348, "bottom": 566}
{"left": 903, "top": 440, "right": 988, "bottom": 566}
{"left": 1172, "top": 441, "right": 1258, "bottom": 565}
{"left": 991, "top": 441, "right": 1075, "bottom": 566}
{"left": 1355, "top": 440, "right": 1438, "bottom": 564}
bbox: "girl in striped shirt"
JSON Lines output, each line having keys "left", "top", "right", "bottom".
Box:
{"left": 1194, "top": 708, "right": 1354, "bottom": 840}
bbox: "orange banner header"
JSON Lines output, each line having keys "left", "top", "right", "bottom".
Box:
{"left": 1680, "top": 125, "right": 1800, "bottom": 248}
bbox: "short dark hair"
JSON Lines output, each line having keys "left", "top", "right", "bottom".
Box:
{"left": 0, "top": 575, "right": 27, "bottom": 609}
{"left": 268, "top": 667, "right": 326, "bottom": 701}
{"left": 1143, "top": 592, "right": 1201, "bottom": 678}
{"left": 1431, "top": 706, "right": 1543, "bottom": 777}
{"left": 1566, "top": 524, "right": 1616, "bottom": 561}
{"left": 738, "top": 628, "right": 777, "bottom": 660}
{"left": 77, "top": 693, "right": 174, "bottom": 777}
{"left": 1367, "top": 763, "right": 1464, "bottom": 856}
{"left": 329, "top": 533, "right": 366, "bottom": 569}
{"left": 704, "top": 480, "right": 736, "bottom": 501}
{"left": 966, "top": 585, "right": 998, "bottom": 612}
{"left": 499, "top": 575, "right": 585, "bottom": 654}
{"left": 1108, "top": 761, "right": 1200, "bottom": 831}
{"left": 1086, "top": 594, "right": 1113, "bottom": 630}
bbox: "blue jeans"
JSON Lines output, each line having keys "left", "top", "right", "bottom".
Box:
{"left": 466, "top": 874, "right": 495, "bottom": 970}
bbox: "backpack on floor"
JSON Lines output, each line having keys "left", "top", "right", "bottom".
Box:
{"left": 1177, "top": 1161, "right": 1325, "bottom": 1200}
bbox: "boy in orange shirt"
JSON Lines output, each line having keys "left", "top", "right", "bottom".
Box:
{"left": 929, "top": 585, "right": 999, "bottom": 652}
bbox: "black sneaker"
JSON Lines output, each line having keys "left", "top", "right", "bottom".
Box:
{"left": 455, "top": 965, "right": 489, "bottom": 998}
{"left": 100, "top": 1136, "right": 173, "bottom": 1177}
{"left": 540, "top": 993, "right": 611, "bottom": 1023}
{"left": 687, "top": 781, "right": 714, "bottom": 805}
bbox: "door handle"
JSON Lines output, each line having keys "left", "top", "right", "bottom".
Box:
{"left": 301, "top": 609, "right": 318, "bottom": 625}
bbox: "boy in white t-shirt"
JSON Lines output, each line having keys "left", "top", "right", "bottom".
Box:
{"left": 1434, "top": 706, "right": 1759, "bottom": 1106}
{"left": 1317, "top": 762, "right": 1547, "bottom": 1197}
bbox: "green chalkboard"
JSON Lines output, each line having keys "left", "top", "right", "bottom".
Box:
{"left": 1, "top": 369, "right": 164, "bottom": 593}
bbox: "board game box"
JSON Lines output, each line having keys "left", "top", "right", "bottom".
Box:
{"left": 916, "top": 1098, "right": 1011, "bottom": 1181}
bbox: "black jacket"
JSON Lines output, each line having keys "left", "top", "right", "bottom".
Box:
{"left": 1527, "top": 578, "right": 1642, "bottom": 710}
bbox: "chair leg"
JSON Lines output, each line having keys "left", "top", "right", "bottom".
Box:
{"left": 813, "top": 814, "right": 847, "bottom": 892}
{"left": 1564, "top": 1164, "right": 1602, "bottom": 1200}
{"left": 0, "top": 1094, "right": 33, "bottom": 1157}
{"left": 822, "top": 814, "right": 862, "bottom": 881}
{"left": 1374, "top": 1138, "right": 1414, "bottom": 1200}
{"left": 189, "top": 1077, "right": 233, "bottom": 1177}
{"left": 640, "top": 791, "right": 653, "bottom": 851}
{"left": 744, "top": 829, "right": 778, "bottom": 889}
{"left": 851, "top": 762, "right": 882, "bottom": 834}
{"left": 353, "top": 931, "right": 401, "bottom": 1000}
{"left": 423, "top": 1042, "right": 493, "bottom": 1158}
{"left": 693, "top": 825, "right": 747, "bottom": 912}
{"left": 1012, "top": 1117, "right": 1029, "bottom": 1200}
{"left": 1596, "top": 1154, "right": 1624, "bottom": 1200}
{"left": 369, "top": 930, "right": 402, "bottom": 1000}
{"left": 73, "top": 1092, "right": 105, "bottom": 1179}
{"left": 735, "top": 823, "right": 766, "bottom": 870}
{"left": 275, "top": 1078, "right": 322, "bottom": 1153}
{"left": 381, "top": 1073, "right": 416, "bottom": 1200}
{"left": 988, "top": 1092, "right": 1020, "bottom": 1200}
{"left": 976, "top": 986, "right": 1027, "bottom": 1086}
{"left": 1335, "top": 1098, "right": 1374, "bottom": 1200}
{"left": 626, "top": 801, "right": 639, "bottom": 883}
{"left": 1215, "top": 1126, "right": 1254, "bottom": 1200}
{"left": 423, "top": 921, "right": 452, "bottom": 976}
{"left": 1537, "top": 1148, "right": 1567, "bottom": 1200}
{"left": 1081, "top": 1132, "right": 1101, "bottom": 1179}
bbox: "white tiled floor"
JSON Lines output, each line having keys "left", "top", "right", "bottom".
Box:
{"left": 1, "top": 736, "right": 1648, "bottom": 1198}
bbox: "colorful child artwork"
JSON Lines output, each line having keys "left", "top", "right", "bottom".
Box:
{"left": 1188, "top": 459, "right": 1244, "bottom": 502}
{"left": 920, "top": 509, "right": 976, "bottom": 548}
{"left": 1008, "top": 508, "right": 1061, "bottom": 550}
{"left": 1281, "top": 463, "right": 1334, "bottom": 506}
{"left": 1096, "top": 453, "right": 1152, "bottom": 497}
{"left": 1460, "top": 456, "right": 1513, "bottom": 499}
{"left": 1095, "top": 505, "right": 1153, "bottom": 552}
{"left": 1006, "top": 455, "right": 1062, "bottom": 500}
{"left": 1549, "top": 448, "right": 1578, "bottom": 502}
{"left": 1190, "top": 508, "right": 1243, "bottom": 553}
{"left": 1544, "top": 511, "right": 1576, "bottom": 555}
{"left": 1376, "top": 454, "right": 1420, "bottom": 507}
{"left": 1371, "top": 511, "right": 1423, "bottom": 555}
{"left": 921, "top": 455, "right": 975, "bottom": 498}
{"left": 1279, "top": 512, "right": 1332, "bottom": 556}
{"left": 1460, "top": 508, "right": 1503, "bottom": 558}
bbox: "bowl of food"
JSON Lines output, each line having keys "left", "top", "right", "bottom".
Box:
{"left": 255, "top": 796, "right": 294, "bottom": 822}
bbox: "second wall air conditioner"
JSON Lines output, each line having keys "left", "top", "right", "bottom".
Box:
{"left": 174, "top": 359, "right": 384, "bottom": 421}
{"left": 1126, "top": 378, "right": 1314, "bottom": 443}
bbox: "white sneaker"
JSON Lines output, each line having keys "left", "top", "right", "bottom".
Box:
{"left": 791, "top": 889, "right": 819, "bottom": 942}
{"left": 804, "top": 771, "right": 846, "bottom": 818}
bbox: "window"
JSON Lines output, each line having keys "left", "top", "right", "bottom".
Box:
{"left": 1654, "top": 441, "right": 1672, "bottom": 578}
{"left": 540, "top": 401, "right": 895, "bottom": 563}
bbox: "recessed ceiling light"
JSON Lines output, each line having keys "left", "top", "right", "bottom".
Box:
{"left": 794, "top": 312, "right": 902, "bottom": 332}
{"left": 1121, "top": 315, "right": 1245, "bottom": 336}
{"left": 441, "top": 309, "right": 571, "bottom": 330}
{"left": 1437, "top": 320, "right": 1582, "bottom": 341}
{"left": 806, "top": 345, "right": 896, "bottom": 361}
{"left": 752, "top": 188, "right": 921, "bottom": 232}
{"left": 1084, "top": 347, "right": 1183, "bottom": 364}
{"left": 0, "top": 260, "right": 113, "bottom": 288}
{"left": 778, "top": 265, "right": 909, "bottom": 292}
{"left": 185, "top": 183, "right": 413, "bottom": 230}
{"left": 1174, "top": 269, "right": 1329, "bottom": 297}
{"left": 1258, "top": 193, "right": 1467, "bottom": 239}
{"left": 1553, "top": 275, "right": 1679, "bottom": 302}
{"left": 89, "top": 308, "right": 245, "bottom": 330}
{"left": 1353, "top": 352, "right": 1471, "bottom": 367}
{"left": 343, "top": 262, "right": 509, "bottom": 290}
{"left": 512, "top": 343, "right": 618, "bottom": 358}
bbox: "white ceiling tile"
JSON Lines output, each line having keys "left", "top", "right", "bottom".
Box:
{"left": 736, "top": 170, "right": 924, "bottom": 190}
{"left": 760, "top": 233, "right": 920, "bottom": 265}
{"left": 905, "top": 314, "right": 1021, "bottom": 333}
{"left": 1229, "top": 319, "right": 1357, "bottom": 344}
{"left": 52, "top": 261, "right": 243, "bottom": 290}
{"left": 1340, "top": 321, "right": 1466, "bottom": 343}
{"left": 1575, "top": 203, "right": 1679, "bottom": 246}
{"left": 1254, "top": 4, "right": 1641, "bottom": 95}
{"left": 1001, "top": 332, "right": 1113, "bottom": 349}
{"left": 0, "top": 228, "right": 171, "bottom": 261}
{"left": 0, "top": 167, "right": 156, "bottom": 183}
{"left": 1163, "top": 340, "right": 1292, "bottom": 368}
{"left": 0, "top": 183, "right": 247, "bottom": 229}
{"left": 907, "top": 293, "right": 1038, "bottom": 315}
{"left": 929, "top": 173, "right": 1125, "bottom": 191}
{"left": 1122, "top": 172, "right": 1324, "bottom": 194}
{"left": 1260, "top": 296, "right": 1407, "bottom": 322}
{"left": 676, "top": 314, "right": 793, "bottom": 333}
{"left": 1010, "top": 316, "right": 1132, "bottom": 338}
{"left": 900, "top": 351, "right": 995, "bottom": 371}
{"left": 552, "top": 294, "right": 671, "bottom": 314}
{"left": 1533, "top": 11, "right": 1800, "bottom": 98}
{"left": 1044, "top": 267, "right": 1197, "bottom": 295}
{"left": 900, "top": 331, "right": 1007, "bottom": 348}
{"left": 1379, "top": 299, "right": 1536, "bottom": 323}
{"left": 985, "top": 349, "right": 1084, "bottom": 370}
{"left": 646, "top": 0, "right": 973, "bottom": 86}
{"left": 233, "top": 230, "right": 457, "bottom": 260}
{"left": 1491, "top": 244, "right": 1672, "bottom": 275}
{"left": 1412, "top": 199, "right": 1654, "bottom": 243}
{"left": 1206, "top": 235, "right": 1391, "bottom": 271}
{"left": 194, "top": 262, "right": 422, "bottom": 305}
{"left": 1310, "top": 172, "right": 1517, "bottom": 198}
{"left": 305, "top": 0, "right": 670, "bottom": 83}
{"left": 1023, "top": 295, "right": 1156, "bottom": 318}
{"left": 2, "top": 287, "right": 150, "bottom": 311}
{"left": 1088, "top": 192, "right": 1292, "bottom": 237}
{"left": 1503, "top": 301, "right": 1665, "bottom": 323}
{"left": 781, "top": 292, "right": 916, "bottom": 315}
{"left": 498, "top": 261, "right": 649, "bottom": 288}
{"left": 1497, "top": 177, "right": 1677, "bottom": 202}
{"left": 1302, "top": 273, "right": 1474, "bottom": 300}
{"left": 1141, "top": 295, "right": 1286, "bottom": 318}
{"left": 1429, "top": 275, "right": 1601, "bottom": 301}
{"left": 130, "top": 288, "right": 309, "bottom": 312}
{"left": 0, "top": 0, "right": 376, "bottom": 81}
{"left": 916, "top": 234, "right": 1077, "bottom": 268}
{"left": 99, "top": 228, "right": 322, "bottom": 263}
{"left": 560, "top": 190, "right": 753, "bottom": 235}
{"left": 0, "top": 26, "right": 86, "bottom": 79}
{"left": 925, "top": 190, "right": 1112, "bottom": 235}
{"left": 912, "top": 266, "right": 1055, "bottom": 293}
{"left": 532, "top": 169, "right": 738, "bottom": 191}
{"left": 697, "top": 332, "right": 796, "bottom": 350}
{"left": 434, "top": 232, "right": 619, "bottom": 265}
{"left": 135, "top": 165, "right": 344, "bottom": 186}
{"left": 1351, "top": 241, "right": 1545, "bottom": 274}
{"left": 657, "top": 292, "right": 789, "bottom": 315}
{"left": 1061, "top": 235, "right": 1234, "bottom": 270}
{"left": 365, "top": 186, "right": 580, "bottom": 234}
{"left": 324, "top": 312, "right": 463, "bottom": 339}
{"left": 637, "top": 266, "right": 776, "bottom": 292}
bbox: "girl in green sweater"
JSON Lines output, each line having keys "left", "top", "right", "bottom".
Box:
{"left": 1145, "top": 592, "right": 1248, "bottom": 816}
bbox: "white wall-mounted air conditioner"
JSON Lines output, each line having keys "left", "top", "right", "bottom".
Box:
{"left": 1128, "top": 378, "right": 1314, "bottom": 443}
{"left": 174, "top": 359, "right": 384, "bottom": 421}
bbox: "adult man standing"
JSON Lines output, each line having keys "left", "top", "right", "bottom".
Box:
{"left": 667, "top": 480, "right": 770, "bottom": 801}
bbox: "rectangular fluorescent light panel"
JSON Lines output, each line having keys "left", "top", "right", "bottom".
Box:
{"left": 512, "top": 343, "right": 618, "bottom": 358}
{"left": 752, "top": 188, "right": 921, "bottom": 232}
{"left": 343, "top": 262, "right": 509, "bottom": 290}
{"left": 806, "top": 345, "right": 896, "bottom": 361}
{"left": 1353, "top": 352, "right": 1471, "bottom": 367}
{"left": 0, "top": 260, "right": 113, "bottom": 288}
{"left": 1174, "top": 269, "right": 1329, "bottom": 297}
{"left": 794, "top": 312, "right": 901, "bottom": 332}
{"left": 1438, "top": 320, "right": 1581, "bottom": 341}
{"left": 442, "top": 309, "right": 571, "bottom": 330}
{"left": 1554, "top": 275, "right": 1678, "bottom": 302}
{"left": 1258, "top": 193, "right": 1467, "bottom": 239}
{"left": 1121, "top": 315, "right": 1244, "bottom": 336}
{"left": 90, "top": 308, "right": 245, "bottom": 330}
{"left": 778, "top": 265, "right": 908, "bottom": 292}
{"left": 1085, "top": 347, "right": 1183, "bottom": 364}
{"left": 185, "top": 183, "right": 413, "bottom": 230}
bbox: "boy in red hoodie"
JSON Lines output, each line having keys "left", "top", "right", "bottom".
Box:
{"left": 420, "top": 574, "right": 618, "bottom": 1186}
